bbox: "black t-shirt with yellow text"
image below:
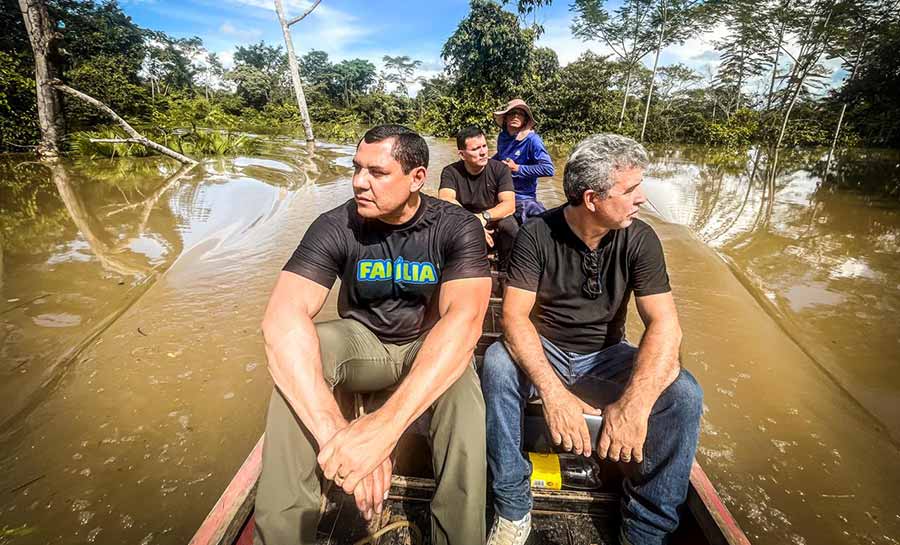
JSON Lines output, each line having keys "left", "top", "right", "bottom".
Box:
{"left": 284, "top": 194, "right": 490, "bottom": 344}
{"left": 507, "top": 205, "right": 671, "bottom": 354}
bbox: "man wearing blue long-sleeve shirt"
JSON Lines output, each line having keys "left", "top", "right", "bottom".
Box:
{"left": 492, "top": 99, "right": 556, "bottom": 223}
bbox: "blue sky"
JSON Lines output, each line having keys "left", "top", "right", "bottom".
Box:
{"left": 121, "top": 0, "right": 726, "bottom": 78}
{"left": 119, "top": 0, "right": 842, "bottom": 91}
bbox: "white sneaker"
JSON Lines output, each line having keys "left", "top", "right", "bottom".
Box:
{"left": 486, "top": 512, "right": 531, "bottom": 545}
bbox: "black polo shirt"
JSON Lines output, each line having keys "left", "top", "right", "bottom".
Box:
{"left": 439, "top": 159, "right": 514, "bottom": 214}
{"left": 506, "top": 205, "right": 671, "bottom": 354}
{"left": 283, "top": 194, "right": 490, "bottom": 344}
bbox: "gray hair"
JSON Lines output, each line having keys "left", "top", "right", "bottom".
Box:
{"left": 563, "top": 134, "right": 649, "bottom": 205}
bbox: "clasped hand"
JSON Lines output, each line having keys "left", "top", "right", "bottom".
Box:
{"left": 317, "top": 411, "right": 399, "bottom": 521}
{"left": 543, "top": 389, "right": 650, "bottom": 463}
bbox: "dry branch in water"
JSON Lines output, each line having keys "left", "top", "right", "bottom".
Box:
{"left": 51, "top": 81, "right": 198, "bottom": 165}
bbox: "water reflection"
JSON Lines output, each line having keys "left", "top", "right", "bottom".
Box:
{"left": 1, "top": 140, "right": 898, "bottom": 545}
{"left": 643, "top": 147, "right": 900, "bottom": 447}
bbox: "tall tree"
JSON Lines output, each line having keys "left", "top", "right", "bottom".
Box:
{"left": 17, "top": 0, "right": 64, "bottom": 157}
{"left": 299, "top": 49, "right": 333, "bottom": 87}
{"left": 767, "top": 0, "right": 842, "bottom": 181}
{"left": 713, "top": 0, "right": 770, "bottom": 116}
{"left": 638, "top": 0, "right": 709, "bottom": 141}
{"left": 228, "top": 42, "right": 288, "bottom": 109}
{"left": 571, "top": 0, "right": 657, "bottom": 129}
{"left": 442, "top": 0, "right": 536, "bottom": 99}
{"left": 381, "top": 55, "right": 422, "bottom": 97}
{"left": 835, "top": 11, "right": 900, "bottom": 147}
{"left": 824, "top": 0, "right": 899, "bottom": 176}
{"left": 273, "top": 0, "right": 318, "bottom": 142}
{"left": 330, "top": 59, "right": 376, "bottom": 106}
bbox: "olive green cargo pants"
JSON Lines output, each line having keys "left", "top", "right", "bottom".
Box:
{"left": 254, "top": 319, "right": 487, "bottom": 545}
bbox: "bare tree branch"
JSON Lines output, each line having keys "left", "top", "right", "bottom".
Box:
{"left": 286, "top": 0, "right": 322, "bottom": 27}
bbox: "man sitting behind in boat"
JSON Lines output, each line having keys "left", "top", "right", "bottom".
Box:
{"left": 255, "top": 125, "right": 492, "bottom": 545}
{"left": 440, "top": 126, "right": 518, "bottom": 270}
{"left": 481, "top": 134, "right": 703, "bottom": 545}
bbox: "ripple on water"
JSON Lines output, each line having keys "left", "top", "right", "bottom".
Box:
{"left": 32, "top": 313, "right": 82, "bottom": 327}
{"left": 87, "top": 527, "right": 102, "bottom": 542}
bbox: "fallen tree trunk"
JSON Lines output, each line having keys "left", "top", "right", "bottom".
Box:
{"left": 52, "top": 81, "right": 198, "bottom": 165}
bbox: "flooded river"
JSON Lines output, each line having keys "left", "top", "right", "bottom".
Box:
{"left": 0, "top": 139, "right": 898, "bottom": 545}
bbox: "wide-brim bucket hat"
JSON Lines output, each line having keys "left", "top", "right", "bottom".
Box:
{"left": 493, "top": 98, "right": 536, "bottom": 131}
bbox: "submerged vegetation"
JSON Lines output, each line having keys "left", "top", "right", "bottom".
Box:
{"left": 1, "top": 0, "right": 899, "bottom": 160}
{"left": 70, "top": 128, "right": 260, "bottom": 159}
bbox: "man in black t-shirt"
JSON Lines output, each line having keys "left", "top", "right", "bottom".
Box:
{"left": 482, "top": 134, "right": 703, "bottom": 545}
{"left": 440, "top": 126, "right": 519, "bottom": 270}
{"left": 254, "top": 125, "right": 491, "bottom": 545}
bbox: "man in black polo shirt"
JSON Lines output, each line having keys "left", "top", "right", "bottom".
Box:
{"left": 440, "top": 126, "right": 518, "bottom": 270}
{"left": 482, "top": 134, "right": 703, "bottom": 545}
{"left": 254, "top": 125, "right": 491, "bottom": 545}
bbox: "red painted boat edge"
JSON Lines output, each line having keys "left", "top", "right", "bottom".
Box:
{"left": 189, "top": 434, "right": 265, "bottom": 545}
{"left": 689, "top": 460, "right": 751, "bottom": 545}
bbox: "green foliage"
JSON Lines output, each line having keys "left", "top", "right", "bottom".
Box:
{"left": 150, "top": 94, "right": 240, "bottom": 132}
{"left": 530, "top": 52, "right": 619, "bottom": 142}
{"left": 49, "top": 0, "right": 147, "bottom": 77}
{"left": 839, "top": 17, "right": 900, "bottom": 147}
{"left": 416, "top": 94, "right": 496, "bottom": 137}
{"left": 442, "top": 0, "right": 536, "bottom": 99}
{"left": 317, "top": 113, "right": 365, "bottom": 144}
{"left": 70, "top": 128, "right": 154, "bottom": 158}
{"left": 143, "top": 31, "right": 204, "bottom": 93}
{"left": 703, "top": 108, "right": 759, "bottom": 148}
{"left": 0, "top": 51, "right": 39, "bottom": 152}
{"left": 65, "top": 55, "right": 151, "bottom": 129}
{"left": 228, "top": 42, "right": 290, "bottom": 109}
{"left": 70, "top": 127, "right": 259, "bottom": 157}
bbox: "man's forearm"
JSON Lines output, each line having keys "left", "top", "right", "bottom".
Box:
{"left": 376, "top": 306, "right": 483, "bottom": 436}
{"left": 620, "top": 321, "right": 682, "bottom": 411}
{"left": 504, "top": 315, "right": 565, "bottom": 396}
{"left": 263, "top": 317, "right": 345, "bottom": 446}
{"left": 486, "top": 200, "right": 515, "bottom": 220}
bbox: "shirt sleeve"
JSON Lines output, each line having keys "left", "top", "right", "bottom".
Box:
{"left": 282, "top": 214, "right": 345, "bottom": 288}
{"left": 441, "top": 213, "right": 491, "bottom": 282}
{"left": 506, "top": 226, "right": 542, "bottom": 292}
{"left": 630, "top": 225, "right": 671, "bottom": 297}
{"left": 516, "top": 134, "right": 555, "bottom": 179}
{"left": 439, "top": 165, "right": 459, "bottom": 192}
{"left": 496, "top": 161, "right": 514, "bottom": 194}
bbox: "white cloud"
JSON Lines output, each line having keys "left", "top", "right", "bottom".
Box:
{"left": 219, "top": 21, "right": 263, "bottom": 41}
{"left": 538, "top": 15, "right": 729, "bottom": 72}
{"left": 537, "top": 17, "right": 606, "bottom": 66}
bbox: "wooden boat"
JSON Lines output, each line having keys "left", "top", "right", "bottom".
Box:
{"left": 190, "top": 298, "right": 751, "bottom": 545}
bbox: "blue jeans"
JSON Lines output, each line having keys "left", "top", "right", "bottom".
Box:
{"left": 482, "top": 337, "right": 703, "bottom": 545}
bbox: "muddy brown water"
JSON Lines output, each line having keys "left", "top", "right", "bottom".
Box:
{"left": 0, "top": 139, "right": 898, "bottom": 545}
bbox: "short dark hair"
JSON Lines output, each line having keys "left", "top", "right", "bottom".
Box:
{"left": 456, "top": 126, "right": 485, "bottom": 150}
{"left": 360, "top": 124, "right": 429, "bottom": 174}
